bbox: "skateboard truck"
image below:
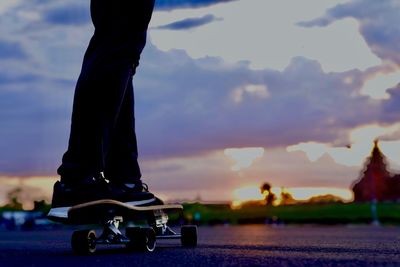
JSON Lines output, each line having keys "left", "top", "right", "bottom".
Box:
{"left": 70, "top": 211, "right": 197, "bottom": 254}
{"left": 96, "top": 216, "right": 129, "bottom": 244}
{"left": 153, "top": 209, "right": 179, "bottom": 238}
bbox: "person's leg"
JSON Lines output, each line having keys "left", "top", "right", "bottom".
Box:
{"left": 57, "top": 62, "right": 135, "bottom": 183}
{"left": 49, "top": 0, "right": 158, "bottom": 219}
{"left": 104, "top": 78, "right": 142, "bottom": 184}
{"left": 57, "top": 0, "right": 155, "bottom": 184}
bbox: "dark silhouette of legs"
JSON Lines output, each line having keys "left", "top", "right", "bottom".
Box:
{"left": 104, "top": 79, "right": 141, "bottom": 183}
{"left": 48, "top": 0, "right": 161, "bottom": 220}
{"left": 57, "top": 0, "right": 155, "bottom": 184}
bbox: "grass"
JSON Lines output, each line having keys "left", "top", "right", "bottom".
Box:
{"left": 182, "top": 202, "right": 400, "bottom": 225}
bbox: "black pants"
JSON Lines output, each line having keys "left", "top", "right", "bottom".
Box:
{"left": 57, "top": 0, "right": 155, "bottom": 184}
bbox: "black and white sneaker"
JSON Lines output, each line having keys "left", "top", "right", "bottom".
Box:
{"left": 108, "top": 181, "right": 164, "bottom": 206}
{"left": 47, "top": 177, "right": 159, "bottom": 221}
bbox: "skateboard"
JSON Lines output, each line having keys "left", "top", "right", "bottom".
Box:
{"left": 52, "top": 199, "right": 197, "bottom": 254}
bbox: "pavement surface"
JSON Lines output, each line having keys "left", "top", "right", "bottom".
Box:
{"left": 0, "top": 225, "right": 400, "bottom": 266}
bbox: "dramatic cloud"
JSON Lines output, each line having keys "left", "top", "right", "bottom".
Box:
{"left": 156, "top": 14, "right": 221, "bottom": 30}
{"left": 155, "top": 0, "right": 236, "bottom": 11}
{"left": 0, "top": 37, "right": 397, "bottom": 175}
{"left": 151, "top": 0, "right": 381, "bottom": 72}
{"left": 135, "top": 45, "right": 393, "bottom": 159}
{"left": 298, "top": 0, "right": 400, "bottom": 66}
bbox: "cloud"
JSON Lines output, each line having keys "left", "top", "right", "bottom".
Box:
{"left": 0, "top": 0, "right": 22, "bottom": 15}
{"left": 0, "top": 40, "right": 27, "bottom": 59}
{"left": 0, "top": 77, "right": 73, "bottom": 176}
{"left": 231, "top": 84, "right": 270, "bottom": 104}
{"left": 298, "top": 0, "right": 400, "bottom": 65}
{"left": 150, "top": 0, "right": 381, "bottom": 72}
{"left": 287, "top": 122, "right": 400, "bottom": 170}
{"left": 360, "top": 70, "right": 400, "bottom": 100}
{"left": 0, "top": 73, "right": 40, "bottom": 85}
{"left": 155, "top": 0, "right": 236, "bottom": 11}
{"left": 0, "top": 37, "right": 396, "bottom": 176}
{"left": 224, "top": 147, "right": 264, "bottom": 171}
{"left": 156, "top": 14, "right": 221, "bottom": 30}
{"left": 382, "top": 84, "right": 400, "bottom": 122}
{"left": 43, "top": 4, "right": 90, "bottom": 26}
{"left": 133, "top": 44, "right": 394, "bottom": 159}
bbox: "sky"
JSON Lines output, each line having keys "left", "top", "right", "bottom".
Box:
{"left": 0, "top": 0, "right": 400, "bottom": 207}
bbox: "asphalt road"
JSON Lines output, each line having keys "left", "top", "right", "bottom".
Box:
{"left": 0, "top": 225, "right": 400, "bottom": 266}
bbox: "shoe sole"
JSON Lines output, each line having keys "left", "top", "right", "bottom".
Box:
{"left": 47, "top": 198, "right": 157, "bottom": 219}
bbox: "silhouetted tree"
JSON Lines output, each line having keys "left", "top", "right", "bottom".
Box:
{"left": 260, "top": 182, "right": 276, "bottom": 205}
{"left": 3, "top": 187, "right": 23, "bottom": 210}
{"left": 307, "top": 194, "right": 344, "bottom": 204}
{"left": 279, "top": 188, "right": 296, "bottom": 205}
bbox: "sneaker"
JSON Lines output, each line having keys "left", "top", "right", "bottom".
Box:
{"left": 108, "top": 181, "right": 164, "bottom": 206}
{"left": 47, "top": 176, "right": 112, "bottom": 221}
{"left": 47, "top": 177, "right": 161, "bottom": 221}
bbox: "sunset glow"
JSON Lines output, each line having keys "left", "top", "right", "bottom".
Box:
{"left": 231, "top": 185, "right": 353, "bottom": 208}
{"left": 284, "top": 187, "right": 353, "bottom": 202}
{"left": 0, "top": 176, "right": 55, "bottom": 209}
{"left": 233, "top": 186, "right": 265, "bottom": 202}
{"left": 231, "top": 185, "right": 264, "bottom": 209}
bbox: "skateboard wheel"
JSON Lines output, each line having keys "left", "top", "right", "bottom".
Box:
{"left": 126, "top": 227, "right": 156, "bottom": 252}
{"left": 71, "top": 230, "right": 97, "bottom": 255}
{"left": 181, "top": 225, "right": 197, "bottom": 247}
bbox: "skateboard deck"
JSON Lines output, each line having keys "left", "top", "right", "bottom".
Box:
{"left": 49, "top": 199, "right": 197, "bottom": 254}
{"left": 67, "top": 199, "right": 183, "bottom": 224}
